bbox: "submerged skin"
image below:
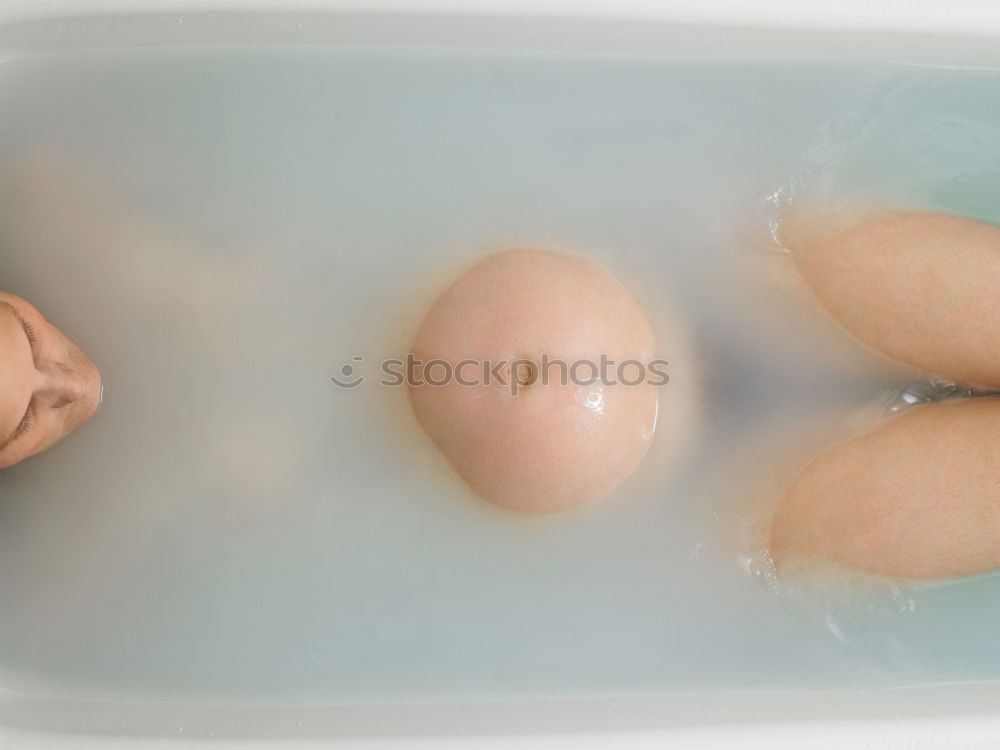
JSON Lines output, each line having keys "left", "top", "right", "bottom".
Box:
{"left": 772, "top": 210, "right": 1000, "bottom": 580}
{"left": 0, "top": 292, "right": 102, "bottom": 469}
{"left": 787, "top": 210, "right": 1000, "bottom": 389}
{"left": 772, "top": 398, "right": 1000, "bottom": 581}
{"left": 409, "top": 249, "right": 660, "bottom": 513}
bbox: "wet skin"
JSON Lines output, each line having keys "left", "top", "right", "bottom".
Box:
{"left": 409, "top": 249, "right": 661, "bottom": 513}
{"left": 771, "top": 211, "right": 1000, "bottom": 580}
{"left": 0, "top": 292, "right": 101, "bottom": 469}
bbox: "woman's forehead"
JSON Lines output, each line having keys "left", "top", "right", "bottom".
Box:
{"left": 0, "top": 299, "right": 31, "bottom": 338}
{"left": 0, "top": 299, "right": 24, "bottom": 330}
{"left": 0, "top": 301, "right": 29, "bottom": 454}
{"left": 0, "top": 300, "right": 30, "bottom": 391}
{"left": 0, "top": 299, "right": 25, "bottom": 365}
{"left": 0, "top": 300, "right": 20, "bottom": 343}
{"left": 0, "top": 300, "right": 25, "bottom": 358}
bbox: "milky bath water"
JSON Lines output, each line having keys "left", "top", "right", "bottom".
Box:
{"left": 1, "top": 47, "right": 999, "bottom": 701}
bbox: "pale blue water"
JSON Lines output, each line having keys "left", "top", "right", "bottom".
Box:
{"left": 0, "top": 47, "right": 999, "bottom": 702}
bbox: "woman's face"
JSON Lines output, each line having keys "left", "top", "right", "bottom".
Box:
{"left": 0, "top": 292, "right": 102, "bottom": 469}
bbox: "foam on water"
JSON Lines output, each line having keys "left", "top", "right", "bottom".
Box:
{"left": 1, "top": 47, "right": 999, "bottom": 702}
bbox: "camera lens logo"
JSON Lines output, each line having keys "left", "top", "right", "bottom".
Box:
{"left": 331, "top": 356, "right": 365, "bottom": 388}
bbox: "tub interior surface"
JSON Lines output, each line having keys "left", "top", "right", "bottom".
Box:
{"left": 1, "top": 43, "right": 1000, "bottom": 705}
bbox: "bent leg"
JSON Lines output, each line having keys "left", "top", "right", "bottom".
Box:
{"left": 771, "top": 397, "right": 1000, "bottom": 580}
{"left": 783, "top": 210, "right": 1000, "bottom": 389}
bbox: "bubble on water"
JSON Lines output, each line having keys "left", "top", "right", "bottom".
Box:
{"left": 753, "top": 71, "right": 913, "bottom": 254}
{"left": 746, "top": 547, "right": 926, "bottom": 679}
{"left": 755, "top": 183, "right": 795, "bottom": 254}
{"left": 839, "top": 378, "right": 1000, "bottom": 437}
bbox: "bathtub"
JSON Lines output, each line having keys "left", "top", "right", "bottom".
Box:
{"left": 3, "top": 1, "right": 1000, "bottom": 747}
